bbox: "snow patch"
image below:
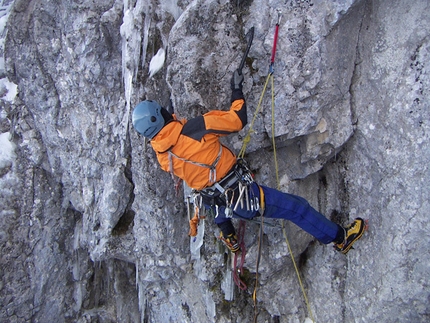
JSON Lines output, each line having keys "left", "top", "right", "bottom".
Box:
{"left": 160, "top": 0, "right": 183, "bottom": 21}
{"left": 0, "top": 78, "right": 17, "bottom": 102}
{"left": 0, "top": 132, "right": 15, "bottom": 168}
{"left": 148, "top": 48, "right": 165, "bottom": 78}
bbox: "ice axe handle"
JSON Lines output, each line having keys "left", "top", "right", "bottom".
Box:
{"left": 238, "top": 26, "right": 255, "bottom": 75}
{"left": 270, "top": 23, "right": 279, "bottom": 64}
{"left": 270, "top": 10, "right": 282, "bottom": 67}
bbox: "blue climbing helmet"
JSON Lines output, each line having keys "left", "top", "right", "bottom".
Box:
{"left": 132, "top": 100, "right": 164, "bottom": 139}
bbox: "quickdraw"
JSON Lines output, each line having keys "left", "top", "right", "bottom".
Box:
{"left": 224, "top": 188, "right": 235, "bottom": 218}
{"left": 188, "top": 192, "right": 205, "bottom": 237}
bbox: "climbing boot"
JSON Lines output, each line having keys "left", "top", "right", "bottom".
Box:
{"left": 220, "top": 232, "right": 240, "bottom": 253}
{"left": 334, "top": 218, "right": 368, "bottom": 254}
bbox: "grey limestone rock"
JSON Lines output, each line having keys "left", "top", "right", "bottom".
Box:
{"left": 1, "top": 0, "right": 429, "bottom": 322}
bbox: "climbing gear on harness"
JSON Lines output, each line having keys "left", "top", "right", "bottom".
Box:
{"left": 132, "top": 100, "right": 164, "bottom": 139}
{"left": 220, "top": 232, "right": 240, "bottom": 253}
{"left": 168, "top": 144, "right": 223, "bottom": 185}
{"left": 187, "top": 192, "right": 206, "bottom": 237}
{"left": 198, "top": 158, "right": 254, "bottom": 206}
{"left": 189, "top": 213, "right": 200, "bottom": 237}
{"left": 333, "top": 218, "right": 369, "bottom": 254}
{"left": 238, "top": 26, "right": 255, "bottom": 75}
{"left": 224, "top": 188, "right": 235, "bottom": 218}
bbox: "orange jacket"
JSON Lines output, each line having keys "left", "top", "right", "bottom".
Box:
{"left": 150, "top": 94, "right": 247, "bottom": 190}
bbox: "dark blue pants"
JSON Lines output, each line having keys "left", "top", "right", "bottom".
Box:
{"left": 213, "top": 182, "right": 340, "bottom": 244}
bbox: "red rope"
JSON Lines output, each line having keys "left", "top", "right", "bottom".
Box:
{"left": 233, "top": 220, "right": 247, "bottom": 290}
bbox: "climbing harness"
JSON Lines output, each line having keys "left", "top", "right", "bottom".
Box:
{"left": 198, "top": 158, "right": 254, "bottom": 205}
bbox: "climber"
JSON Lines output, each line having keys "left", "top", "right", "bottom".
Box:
{"left": 131, "top": 70, "right": 367, "bottom": 255}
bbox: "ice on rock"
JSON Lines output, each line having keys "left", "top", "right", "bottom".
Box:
{"left": 221, "top": 265, "right": 234, "bottom": 301}
{"left": 148, "top": 48, "right": 166, "bottom": 78}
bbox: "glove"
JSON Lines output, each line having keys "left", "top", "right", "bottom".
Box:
{"left": 230, "top": 69, "right": 244, "bottom": 91}
{"left": 219, "top": 232, "right": 240, "bottom": 253}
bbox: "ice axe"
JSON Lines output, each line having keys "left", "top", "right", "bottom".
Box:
{"left": 237, "top": 26, "right": 255, "bottom": 75}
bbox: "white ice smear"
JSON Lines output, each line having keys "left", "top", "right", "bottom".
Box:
{"left": 221, "top": 265, "right": 234, "bottom": 301}
{"left": 160, "top": 0, "right": 183, "bottom": 21}
{"left": 120, "top": 0, "right": 149, "bottom": 141}
{"left": 0, "top": 132, "right": 15, "bottom": 169}
{"left": 0, "top": 78, "right": 17, "bottom": 102}
{"left": 148, "top": 48, "right": 165, "bottom": 78}
{"left": 0, "top": 1, "right": 13, "bottom": 61}
{"left": 0, "top": 1, "right": 17, "bottom": 103}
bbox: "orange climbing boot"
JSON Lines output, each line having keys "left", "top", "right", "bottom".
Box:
{"left": 334, "top": 218, "right": 368, "bottom": 254}
{"left": 219, "top": 232, "right": 240, "bottom": 253}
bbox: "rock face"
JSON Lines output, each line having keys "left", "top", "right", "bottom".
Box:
{"left": 1, "top": 0, "right": 429, "bottom": 322}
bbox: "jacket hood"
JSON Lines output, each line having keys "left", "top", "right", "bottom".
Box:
{"left": 150, "top": 119, "right": 183, "bottom": 153}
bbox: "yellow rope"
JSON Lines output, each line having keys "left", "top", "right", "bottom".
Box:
{"left": 270, "top": 74, "right": 280, "bottom": 187}
{"left": 269, "top": 76, "right": 315, "bottom": 323}
{"left": 238, "top": 73, "right": 272, "bottom": 159}
{"left": 252, "top": 199, "right": 264, "bottom": 323}
{"left": 282, "top": 222, "right": 315, "bottom": 322}
{"left": 238, "top": 74, "right": 271, "bottom": 321}
{"left": 239, "top": 72, "right": 315, "bottom": 322}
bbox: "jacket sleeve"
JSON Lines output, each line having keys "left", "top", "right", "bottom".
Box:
{"left": 203, "top": 98, "right": 247, "bottom": 134}
{"left": 181, "top": 91, "right": 247, "bottom": 141}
